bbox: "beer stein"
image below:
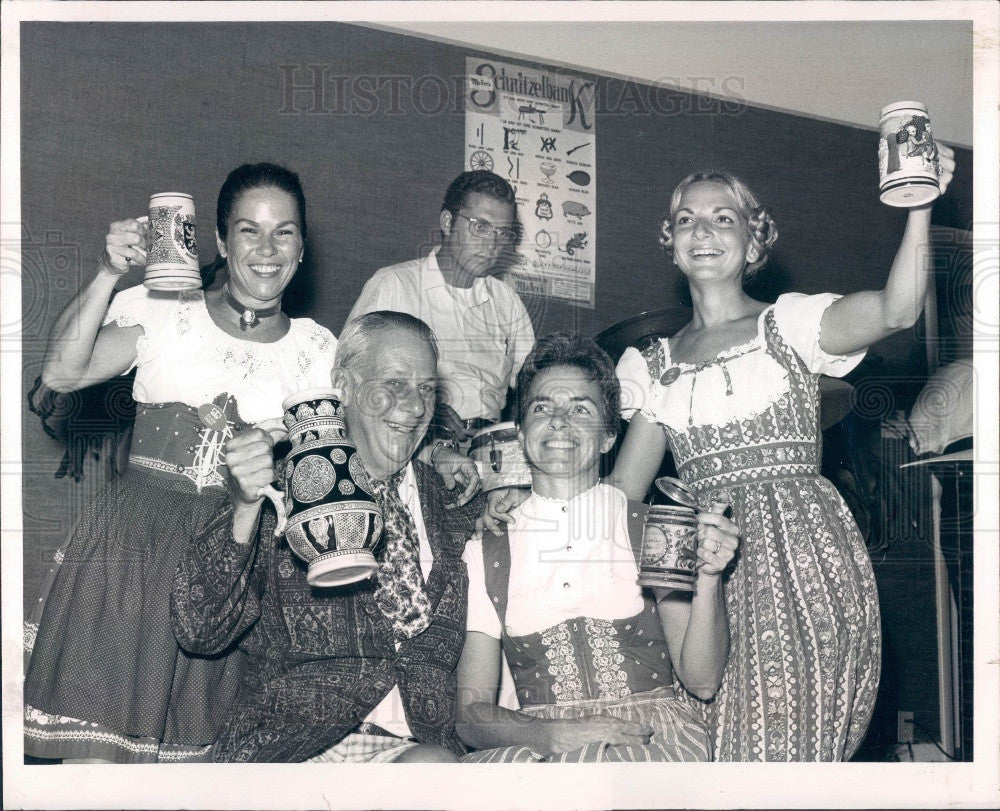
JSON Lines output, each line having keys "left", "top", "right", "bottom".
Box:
{"left": 142, "top": 193, "right": 202, "bottom": 290}
{"left": 878, "top": 101, "right": 942, "bottom": 208}
{"left": 469, "top": 421, "right": 532, "bottom": 492}
{"left": 638, "top": 505, "right": 699, "bottom": 592}
{"left": 258, "top": 388, "right": 383, "bottom": 587}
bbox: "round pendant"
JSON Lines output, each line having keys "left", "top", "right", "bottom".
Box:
{"left": 659, "top": 367, "right": 681, "bottom": 386}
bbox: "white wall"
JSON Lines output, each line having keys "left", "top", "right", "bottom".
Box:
{"left": 377, "top": 19, "right": 974, "bottom": 148}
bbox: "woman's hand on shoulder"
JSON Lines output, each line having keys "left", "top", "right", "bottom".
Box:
{"left": 101, "top": 218, "right": 149, "bottom": 275}
{"left": 696, "top": 501, "right": 740, "bottom": 577}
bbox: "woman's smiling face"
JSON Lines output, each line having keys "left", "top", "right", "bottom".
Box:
{"left": 519, "top": 364, "right": 616, "bottom": 484}
{"left": 217, "top": 185, "right": 304, "bottom": 307}
{"left": 670, "top": 180, "right": 757, "bottom": 284}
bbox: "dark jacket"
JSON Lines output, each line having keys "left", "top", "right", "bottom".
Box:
{"left": 171, "top": 460, "right": 478, "bottom": 762}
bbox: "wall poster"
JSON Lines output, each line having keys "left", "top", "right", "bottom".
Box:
{"left": 465, "top": 56, "right": 597, "bottom": 308}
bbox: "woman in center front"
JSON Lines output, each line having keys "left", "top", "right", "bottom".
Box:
{"left": 456, "top": 333, "right": 740, "bottom": 762}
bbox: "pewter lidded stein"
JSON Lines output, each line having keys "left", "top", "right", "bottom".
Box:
{"left": 469, "top": 421, "right": 532, "bottom": 492}
{"left": 259, "top": 388, "right": 383, "bottom": 587}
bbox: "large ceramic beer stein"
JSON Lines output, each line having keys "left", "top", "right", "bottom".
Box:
{"left": 142, "top": 193, "right": 202, "bottom": 291}
{"left": 257, "top": 388, "right": 384, "bottom": 587}
{"left": 469, "top": 421, "right": 532, "bottom": 492}
{"left": 638, "top": 505, "right": 699, "bottom": 592}
{"left": 878, "top": 101, "right": 942, "bottom": 208}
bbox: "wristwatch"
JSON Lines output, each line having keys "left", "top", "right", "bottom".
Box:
{"left": 428, "top": 437, "right": 459, "bottom": 461}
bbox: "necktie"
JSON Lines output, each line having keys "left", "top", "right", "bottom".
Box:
{"left": 368, "top": 469, "right": 433, "bottom": 640}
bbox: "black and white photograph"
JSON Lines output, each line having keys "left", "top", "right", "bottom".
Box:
{"left": 2, "top": 1, "right": 998, "bottom": 808}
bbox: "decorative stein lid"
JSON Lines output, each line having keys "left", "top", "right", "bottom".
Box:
{"left": 879, "top": 100, "right": 928, "bottom": 119}
{"left": 281, "top": 387, "right": 343, "bottom": 413}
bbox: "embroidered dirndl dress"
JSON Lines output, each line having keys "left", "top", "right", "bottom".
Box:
{"left": 616, "top": 292, "right": 881, "bottom": 761}
{"left": 23, "top": 285, "right": 337, "bottom": 762}
{"left": 461, "top": 485, "right": 711, "bottom": 763}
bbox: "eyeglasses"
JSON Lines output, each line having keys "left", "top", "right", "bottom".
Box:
{"left": 454, "top": 213, "right": 520, "bottom": 245}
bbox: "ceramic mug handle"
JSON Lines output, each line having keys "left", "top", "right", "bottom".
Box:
{"left": 255, "top": 418, "right": 290, "bottom": 536}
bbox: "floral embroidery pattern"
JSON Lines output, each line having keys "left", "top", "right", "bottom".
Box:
{"left": 541, "top": 623, "right": 585, "bottom": 703}
{"left": 23, "top": 704, "right": 210, "bottom": 761}
{"left": 309, "top": 328, "right": 333, "bottom": 352}
{"left": 176, "top": 296, "right": 193, "bottom": 335}
{"left": 297, "top": 351, "right": 313, "bottom": 375}
{"left": 104, "top": 290, "right": 338, "bottom": 427}
{"left": 584, "top": 618, "right": 630, "bottom": 700}
{"left": 23, "top": 621, "right": 38, "bottom": 654}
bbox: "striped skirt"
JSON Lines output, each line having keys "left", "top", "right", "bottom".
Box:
{"left": 460, "top": 685, "right": 711, "bottom": 763}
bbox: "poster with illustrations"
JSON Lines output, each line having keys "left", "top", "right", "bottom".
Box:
{"left": 465, "top": 57, "right": 597, "bottom": 308}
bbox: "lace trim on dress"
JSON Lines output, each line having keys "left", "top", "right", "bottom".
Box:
{"left": 811, "top": 302, "right": 864, "bottom": 372}
{"left": 638, "top": 307, "right": 792, "bottom": 431}
{"left": 120, "top": 288, "right": 334, "bottom": 364}
{"left": 650, "top": 351, "right": 791, "bottom": 431}
{"left": 104, "top": 303, "right": 150, "bottom": 365}
{"left": 532, "top": 481, "right": 602, "bottom": 506}
{"left": 771, "top": 292, "right": 867, "bottom": 376}
{"left": 107, "top": 310, "right": 142, "bottom": 329}
{"left": 664, "top": 331, "right": 765, "bottom": 373}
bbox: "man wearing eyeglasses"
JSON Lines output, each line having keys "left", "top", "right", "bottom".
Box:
{"left": 346, "top": 171, "right": 535, "bottom": 447}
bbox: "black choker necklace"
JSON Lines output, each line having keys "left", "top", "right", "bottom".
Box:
{"left": 222, "top": 285, "right": 280, "bottom": 330}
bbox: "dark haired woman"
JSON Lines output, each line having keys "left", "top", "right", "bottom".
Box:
{"left": 23, "top": 163, "right": 335, "bottom": 762}
{"left": 25, "top": 163, "right": 477, "bottom": 762}
{"left": 457, "top": 334, "right": 740, "bottom": 762}
{"left": 613, "top": 153, "right": 955, "bottom": 760}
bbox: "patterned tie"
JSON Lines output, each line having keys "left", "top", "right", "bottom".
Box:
{"left": 367, "top": 469, "right": 433, "bottom": 641}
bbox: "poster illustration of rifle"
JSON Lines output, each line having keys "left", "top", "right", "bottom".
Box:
{"left": 465, "top": 56, "right": 597, "bottom": 308}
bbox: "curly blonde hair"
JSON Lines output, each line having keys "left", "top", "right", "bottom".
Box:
{"left": 658, "top": 172, "right": 778, "bottom": 280}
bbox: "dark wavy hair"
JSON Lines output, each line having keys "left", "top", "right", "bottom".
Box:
{"left": 515, "top": 332, "right": 620, "bottom": 435}
{"left": 441, "top": 170, "right": 516, "bottom": 217}
{"left": 216, "top": 162, "right": 307, "bottom": 241}
{"left": 895, "top": 116, "right": 930, "bottom": 143}
{"left": 199, "top": 162, "right": 307, "bottom": 289}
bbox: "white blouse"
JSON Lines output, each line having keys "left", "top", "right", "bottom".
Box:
{"left": 104, "top": 285, "right": 338, "bottom": 424}
{"left": 616, "top": 292, "right": 866, "bottom": 432}
{"left": 464, "top": 483, "right": 644, "bottom": 639}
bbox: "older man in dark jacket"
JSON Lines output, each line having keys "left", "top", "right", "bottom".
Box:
{"left": 172, "top": 311, "right": 479, "bottom": 762}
